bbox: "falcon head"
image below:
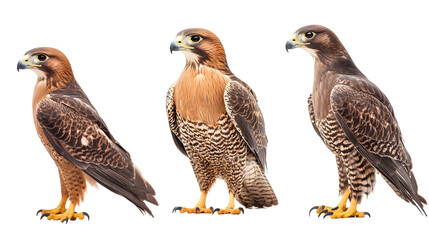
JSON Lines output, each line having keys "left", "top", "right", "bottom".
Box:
{"left": 170, "top": 28, "right": 228, "bottom": 68}
{"left": 285, "top": 25, "right": 347, "bottom": 58}
{"left": 17, "top": 47, "right": 74, "bottom": 81}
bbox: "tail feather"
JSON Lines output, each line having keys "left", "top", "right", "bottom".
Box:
{"left": 237, "top": 154, "right": 277, "bottom": 208}
{"left": 85, "top": 164, "right": 158, "bottom": 217}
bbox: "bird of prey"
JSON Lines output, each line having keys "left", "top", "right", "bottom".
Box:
{"left": 168, "top": 28, "right": 278, "bottom": 214}
{"left": 286, "top": 25, "right": 426, "bottom": 218}
{"left": 17, "top": 47, "right": 157, "bottom": 222}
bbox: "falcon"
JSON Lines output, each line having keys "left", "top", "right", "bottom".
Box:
{"left": 286, "top": 25, "right": 426, "bottom": 218}
{"left": 17, "top": 47, "right": 157, "bottom": 222}
{"left": 168, "top": 28, "right": 278, "bottom": 214}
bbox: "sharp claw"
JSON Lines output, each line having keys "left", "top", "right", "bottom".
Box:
{"left": 212, "top": 208, "right": 220, "bottom": 214}
{"left": 318, "top": 209, "right": 328, "bottom": 218}
{"left": 210, "top": 207, "right": 214, "bottom": 213}
{"left": 331, "top": 206, "right": 339, "bottom": 211}
{"left": 40, "top": 213, "right": 50, "bottom": 220}
{"left": 321, "top": 205, "right": 325, "bottom": 210}
{"left": 195, "top": 207, "right": 200, "bottom": 213}
{"left": 36, "top": 209, "right": 43, "bottom": 216}
{"left": 172, "top": 206, "right": 182, "bottom": 213}
{"left": 323, "top": 212, "right": 334, "bottom": 219}
{"left": 239, "top": 207, "right": 244, "bottom": 214}
{"left": 61, "top": 217, "right": 69, "bottom": 224}
{"left": 83, "top": 212, "right": 90, "bottom": 220}
{"left": 364, "top": 212, "right": 371, "bottom": 218}
{"left": 309, "top": 206, "right": 319, "bottom": 216}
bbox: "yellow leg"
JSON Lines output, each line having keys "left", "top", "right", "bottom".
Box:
{"left": 215, "top": 192, "right": 243, "bottom": 215}
{"left": 172, "top": 191, "right": 213, "bottom": 214}
{"left": 42, "top": 202, "right": 89, "bottom": 223}
{"left": 37, "top": 195, "right": 68, "bottom": 217}
{"left": 329, "top": 198, "right": 368, "bottom": 219}
{"left": 310, "top": 188, "right": 370, "bottom": 218}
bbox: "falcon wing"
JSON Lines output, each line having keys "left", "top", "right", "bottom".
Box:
{"left": 37, "top": 92, "right": 157, "bottom": 216}
{"left": 166, "top": 82, "right": 188, "bottom": 157}
{"left": 308, "top": 94, "right": 323, "bottom": 140}
{"left": 330, "top": 76, "right": 426, "bottom": 214}
{"left": 224, "top": 80, "right": 268, "bottom": 171}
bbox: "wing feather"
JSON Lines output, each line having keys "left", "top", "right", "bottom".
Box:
{"left": 37, "top": 95, "right": 157, "bottom": 216}
{"left": 224, "top": 80, "right": 268, "bottom": 171}
{"left": 331, "top": 79, "right": 426, "bottom": 214}
{"left": 166, "top": 82, "right": 188, "bottom": 156}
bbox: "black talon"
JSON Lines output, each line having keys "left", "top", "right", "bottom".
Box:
{"left": 61, "top": 217, "right": 69, "bottom": 224}
{"left": 364, "top": 212, "right": 371, "bottom": 218}
{"left": 195, "top": 207, "right": 200, "bottom": 213}
{"left": 318, "top": 209, "right": 328, "bottom": 218}
{"left": 40, "top": 213, "right": 50, "bottom": 220}
{"left": 212, "top": 208, "right": 220, "bottom": 214}
{"left": 331, "top": 206, "right": 339, "bottom": 211}
{"left": 323, "top": 212, "right": 334, "bottom": 219}
{"left": 239, "top": 207, "right": 244, "bottom": 214}
{"left": 36, "top": 209, "right": 43, "bottom": 216}
{"left": 83, "top": 212, "right": 90, "bottom": 220}
{"left": 172, "top": 206, "right": 182, "bottom": 213}
{"left": 309, "top": 206, "right": 319, "bottom": 216}
{"left": 209, "top": 207, "right": 214, "bottom": 213}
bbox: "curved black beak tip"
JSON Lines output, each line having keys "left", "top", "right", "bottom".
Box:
{"left": 17, "top": 60, "right": 27, "bottom": 72}
{"left": 285, "top": 41, "right": 294, "bottom": 53}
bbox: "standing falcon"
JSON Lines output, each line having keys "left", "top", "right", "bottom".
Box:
{"left": 17, "top": 47, "right": 157, "bottom": 222}
{"left": 286, "top": 25, "right": 426, "bottom": 218}
{"left": 168, "top": 28, "right": 278, "bottom": 214}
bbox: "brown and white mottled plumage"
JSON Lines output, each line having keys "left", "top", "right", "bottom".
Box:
{"left": 286, "top": 25, "right": 426, "bottom": 218}
{"left": 17, "top": 47, "right": 157, "bottom": 221}
{"left": 168, "top": 28, "right": 277, "bottom": 214}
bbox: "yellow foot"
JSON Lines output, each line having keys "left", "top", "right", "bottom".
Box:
{"left": 329, "top": 208, "right": 370, "bottom": 219}
{"left": 172, "top": 206, "right": 214, "bottom": 214}
{"left": 36, "top": 206, "right": 66, "bottom": 218}
{"left": 213, "top": 207, "right": 244, "bottom": 215}
{"left": 40, "top": 208, "right": 89, "bottom": 223}
{"left": 309, "top": 205, "right": 347, "bottom": 218}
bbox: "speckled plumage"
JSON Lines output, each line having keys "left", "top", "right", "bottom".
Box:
{"left": 288, "top": 25, "right": 426, "bottom": 215}
{"left": 19, "top": 47, "right": 157, "bottom": 219}
{"left": 168, "top": 28, "right": 277, "bottom": 210}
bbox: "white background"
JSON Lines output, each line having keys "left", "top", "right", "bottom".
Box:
{"left": 1, "top": 0, "right": 428, "bottom": 239}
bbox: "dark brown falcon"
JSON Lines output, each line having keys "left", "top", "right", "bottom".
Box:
{"left": 168, "top": 28, "right": 278, "bottom": 214}
{"left": 286, "top": 25, "right": 426, "bottom": 218}
{"left": 17, "top": 47, "right": 157, "bottom": 222}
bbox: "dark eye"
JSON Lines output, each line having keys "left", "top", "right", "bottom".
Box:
{"left": 304, "top": 31, "right": 315, "bottom": 39}
{"left": 37, "top": 54, "right": 48, "bottom": 62}
{"left": 190, "top": 35, "right": 201, "bottom": 42}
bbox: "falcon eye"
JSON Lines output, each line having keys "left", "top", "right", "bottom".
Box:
{"left": 304, "top": 31, "right": 315, "bottom": 39}
{"left": 37, "top": 54, "right": 48, "bottom": 62}
{"left": 190, "top": 35, "right": 201, "bottom": 43}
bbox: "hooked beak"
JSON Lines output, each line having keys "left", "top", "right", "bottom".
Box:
{"left": 17, "top": 55, "right": 41, "bottom": 72}
{"left": 285, "top": 34, "right": 309, "bottom": 52}
{"left": 285, "top": 39, "right": 298, "bottom": 52}
{"left": 17, "top": 59, "right": 29, "bottom": 72}
{"left": 170, "top": 36, "right": 194, "bottom": 54}
{"left": 170, "top": 41, "right": 183, "bottom": 54}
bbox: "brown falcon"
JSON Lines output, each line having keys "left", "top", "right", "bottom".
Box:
{"left": 168, "top": 28, "right": 278, "bottom": 214}
{"left": 17, "top": 47, "right": 157, "bottom": 222}
{"left": 286, "top": 25, "right": 426, "bottom": 218}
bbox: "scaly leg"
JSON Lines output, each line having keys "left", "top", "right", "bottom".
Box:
{"left": 37, "top": 195, "right": 68, "bottom": 218}
{"left": 172, "top": 191, "right": 213, "bottom": 214}
{"left": 44, "top": 202, "right": 89, "bottom": 223}
{"left": 309, "top": 188, "right": 350, "bottom": 217}
{"left": 214, "top": 192, "right": 244, "bottom": 215}
{"left": 309, "top": 188, "right": 370, "bottom": 218}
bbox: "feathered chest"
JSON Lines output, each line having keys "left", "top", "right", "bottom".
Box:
{"left": 174, "top": 65, "right": 230, "bottom": 126}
